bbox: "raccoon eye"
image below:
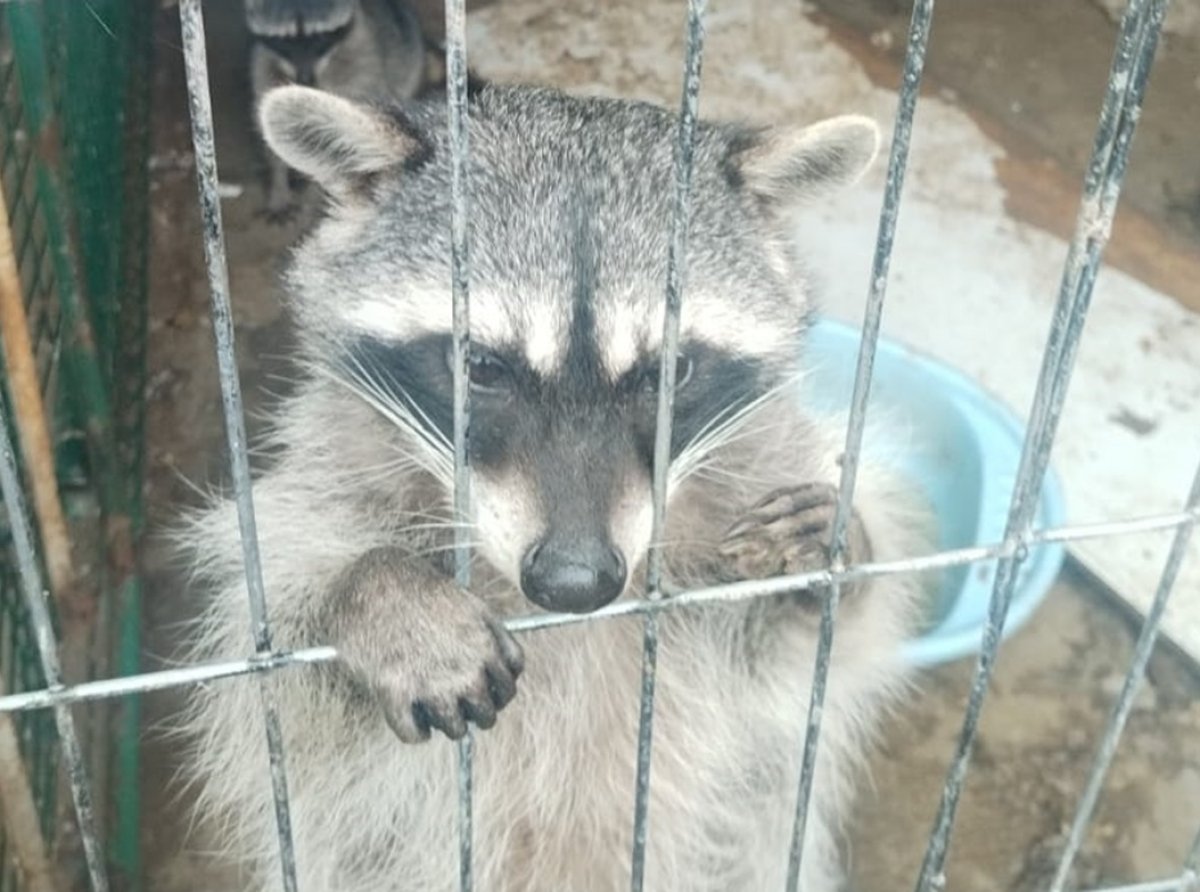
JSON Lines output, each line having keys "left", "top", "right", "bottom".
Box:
{"left": 444, "top": 343, "right": 511, "bottom": 393}
{"left": 466, "top": 351, "right": 510, "bottom": 392}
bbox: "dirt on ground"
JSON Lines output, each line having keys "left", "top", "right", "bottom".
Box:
{"left": 136, "top": 1, "right": 1200, "bottom": 890}
{"left": 813, "top": 0, "right": 1200, "bottom": 253}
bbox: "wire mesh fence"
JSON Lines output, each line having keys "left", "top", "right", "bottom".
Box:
{"left": 0, "top": 0, "right": 1196, "bottom": 891}
{"left": 0, "top": 0, "right": 151, "bottom": 890}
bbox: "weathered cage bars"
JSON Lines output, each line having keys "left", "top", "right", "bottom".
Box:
{"left": 0, "top": 0, "right": 1197, "bottom": 891}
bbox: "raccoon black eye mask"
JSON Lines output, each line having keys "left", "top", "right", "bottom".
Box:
{"left": 341, "top": 333, "right": 766, "bottom": 469}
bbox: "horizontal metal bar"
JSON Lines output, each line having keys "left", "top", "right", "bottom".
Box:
{"left": 1078, "top": 876, "right": 1198, "bottom": 892}
{"left": 0, "top": 647, "right": 338, "bottom": 712}
{"left": 0, "top": 508, "right": 1189, "bottom": 714}
{"left": 1039, "top": 511, "right": 1193, "bottom": 543}
{"left": 1049, "top": 458, "right": 1200, "bottom": 892}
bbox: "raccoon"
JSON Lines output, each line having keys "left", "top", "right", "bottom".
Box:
{"left": 245, "top": 0, "right": 426, "bottom": 220}
{"left": 172, "top": 82, "right": 930, "bottom": 891}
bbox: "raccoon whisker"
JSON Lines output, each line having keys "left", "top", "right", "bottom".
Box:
{"left": 671, "top": 375, "right": 801, "bottom": 487}
{"left": 348, "top": 385, "right": 450, "bottom": 480}
{"left": 322, "top": 453, "right": 420, "bottom": 474}
{"left": 308, "top": 356, "right": 463, "bottom": 499}
{"left": 345, "top": 350, "right": 454, "bottom": 456}
{"left": 399, "top": 521, "right": 478, "bottom": 533}
{"left": 689, "top": 461, "right": 779, "bottom": 488}
{"left": 391, "top": 507, "right": 462, "bottom": 524}
{"left": 403, "top": 541, "right": 485, "bottom": 562}
{"left": 647, "top": 535, "right": 721, "bottom": 550}
{"left": 322, "top": 456, "right": 428, "bottom": 487}
{"left": 470, "top": 573, "right": 517, "bottom": 598}
{"left": 685, "top": 419, "right": 794, "bottom": 465}
{"left": 672, "top": 374, "right": 799, "bottom": 469}
{"left": 314, "top": 362, "right": 455, "bottom": 487}
{"left": 316, "top": 352, "right": 449, "bottom": 465}
{"left": 167, "top": 465, "right": 218, "bottom": 503}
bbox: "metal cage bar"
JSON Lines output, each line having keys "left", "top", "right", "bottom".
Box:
{"left": 0, "top": 1, "right": 1187, "bottom": 891}
{"left": 1189, "top": 824, "right": 1200, "bottom": 876}
{"left": 177, "top": 1, "right": 300, "bottom": 889}
{"left": 441, "top": 0, "right": 476, "bottom": 887}
{"left": 0, "top": 508, "right": 1193, "bottom": 715}
{"left": 1084, "top": 879, "right": 1199, "bottom": 892}
{"left": 913, "top": 0, "right": 1169, "bottom": 888}
{"left": 0, "top": 405, "right": 107, "bottom": 892}
{"left": 784, "top": 0, "right": 934, "bottom": 886}
{"left": 629, "top": 1, "right": 707, "bottom": 888}
{"left": 1048, "top": 458, "right": 1200, "bottom": 892}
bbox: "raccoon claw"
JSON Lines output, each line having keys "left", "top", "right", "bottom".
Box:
{"left": 373, "top": 613, "right": 524, "bottom": 745}
{"left": 717, "top": 482, "right": 870, "bottom": 588}
{"left": 330, "top": 549, "right": 527, "bottom": 744}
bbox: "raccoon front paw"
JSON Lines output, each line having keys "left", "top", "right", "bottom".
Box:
{"left": 328, "top": 550, "right": 526, "bottom": 744}
{"left": 717, "top": 482, "right": 871, "bottom": 588}
{"left": 372, "top": 609, "right": 525, "bottom": 745}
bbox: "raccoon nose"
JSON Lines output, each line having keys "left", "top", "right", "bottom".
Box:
{"left": 520, "top": 537, "right": 627, "bottom": 614}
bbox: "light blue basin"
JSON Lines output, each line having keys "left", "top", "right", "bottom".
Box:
{"left": 799, "top": 318, "right": 1066, "bottom": 667}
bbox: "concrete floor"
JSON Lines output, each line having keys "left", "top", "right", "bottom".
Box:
{"left": 136, "top": 1, "right": 1200, "bottom": 890}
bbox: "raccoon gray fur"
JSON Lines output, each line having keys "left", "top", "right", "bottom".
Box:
{"left": 172, "top": 82, "right": 931, "bottom": 891}
{"left": 246, "top": 0, "right": 425, "bottom": 220}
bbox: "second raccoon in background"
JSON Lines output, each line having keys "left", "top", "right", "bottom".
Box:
{"left": 244, "top": 0, "right": 426, "bottom": 220}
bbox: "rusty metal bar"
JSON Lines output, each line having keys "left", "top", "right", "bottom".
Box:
{"left": 630, "top": 1, "right": 708, "bottom": 888}
{"left": 177, "top": 1, "right": 300, "bottom": 888}
{"left": 912, "top": 1, "right": 1169, "bottom": 888}
{"left": 786, "top": 0, "right": 934, "bottom": 886}
{"left": 442, "top": 0, "right": 476, "bottom": 886}
{"left": 1048, "top": 457, "right": 1200, "bottom": 892}
{"left": 0, "top": 400, "right": 107, "bottom": 892}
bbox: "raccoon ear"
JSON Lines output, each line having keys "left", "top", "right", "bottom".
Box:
{"left": 258, "top": 85, "right": 423, "bottom": 195}
{"left": 731, "top": 115, "right": 880, "bottom": 207}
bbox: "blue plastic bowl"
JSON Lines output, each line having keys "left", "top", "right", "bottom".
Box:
{"left": 797, "top": 318, "right": 1067, "bottom": 667}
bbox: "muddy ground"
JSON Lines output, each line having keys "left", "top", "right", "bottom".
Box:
{"left": 135, "top": 1, "right": 1200, "bottom": 890}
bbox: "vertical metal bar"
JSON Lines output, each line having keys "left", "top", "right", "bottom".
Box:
{"left": 0, "top": 411, "right": 107, "bottom": 892}
{"left": 1048, "top": 457, "right": 1200, "bottom": 892}
{"left": 442, "top": 0, "right": 475, "bottom": 888}
{"left": 0, "top": 668, "right": 59, "bottom": 892}
{"left": 1183, "top": 825, "right": 1200, "bottom": 889}
{"left": 630, "top": 2, "right": 707, "bottom": 889}
{"left": 912, "top": 2, "right": 1167, "bottom": 889}
{"left": 784, "top": 1, "right": 934, "bottom": 888}
{"left": 176, "top": 2, "right": 300, "bottom": 889}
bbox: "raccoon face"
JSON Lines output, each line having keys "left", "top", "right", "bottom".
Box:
{"left": 257, "top": 25, "right": 351, "bottom": 87}
{"left": 346, "top": 326, "right": 767, "bottom": 613}
{"left": 246, "top": 0, "right": 355, "bottom": 86}
{"left": 259, "top": 85, "right": 879, "bottom": 614}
